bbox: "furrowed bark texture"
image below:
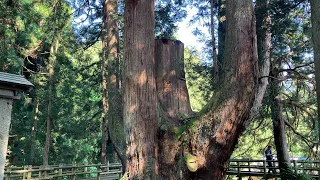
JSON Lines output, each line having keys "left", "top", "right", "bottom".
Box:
{"left": 123, "top": 0, "right": 157, "bottom": 178}
{"left": 155, "top": 39, "right": 193, "bottom": 179}
{"left": 106, "top": 0, "right": 126, "bottom": 169}
{"left": 155, "top": 39, "right": 193, "bottom": 119}
{"left": 189, "top": 0, "right": 258, "bottom": 179}
{"left": 310, "top": 0, "right": 320, "bottom": 144}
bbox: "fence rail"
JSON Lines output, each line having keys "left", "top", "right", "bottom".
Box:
{"left": 227, "top": 159, "right": 320, "bottom": 179}
{"left": 5, "top": 159, "right": 320, "bottom": 179}
{"left": 4, "top": 162, "right": 122, "bottom": 180}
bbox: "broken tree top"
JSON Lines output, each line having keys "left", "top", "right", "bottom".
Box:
{"left": 0, "top": 72, "right": 34, "bottom": 91}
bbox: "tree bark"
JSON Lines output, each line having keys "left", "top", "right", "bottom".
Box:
{"left": 123, "top": 0, "right": 158, "bottom": 178}
{"left": 310, "top": 0, "right": 320, "bottom": 146}
{"left": 269, "top": 69, "right": 292, "bottom": 177}
{"left": 29, "top": 100, "right": 39, "bottom": 165}
{"left": 155, "top": 39, "right": 193, "bottom": 119}
{"left": 106, "top": 0, "right": 126, "bottom": 170}
{"left": 0, "top": 90, "right": 13, "bottom": 180}
{"left": 155, "top": 39, "right": 193, "bottom": 179}
{"left": 100, "top": 0, "right": 108, "bottom": 165}
{"left": 250, "top": 0, "right": 271, "bottom": 122}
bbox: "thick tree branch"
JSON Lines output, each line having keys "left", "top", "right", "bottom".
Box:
{"left": 278, "top": 62, "right": 314, "bottom": 73}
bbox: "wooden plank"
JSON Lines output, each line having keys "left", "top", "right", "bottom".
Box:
{"left": 100, "top": 170, "right": 122, "bottom": 175}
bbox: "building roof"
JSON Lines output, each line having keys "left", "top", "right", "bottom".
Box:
{"left": 0, "top": 72, "right": 34, "bottom": 91}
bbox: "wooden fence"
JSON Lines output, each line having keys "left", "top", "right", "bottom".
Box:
{"left": 5, "top": 159, "right": 320, "bottom": 180}
{"left": 4, "top": 162, "right": 122, "bottom": 180}
{"left": 227, "top": 159, "right": 320, "bottom": 179}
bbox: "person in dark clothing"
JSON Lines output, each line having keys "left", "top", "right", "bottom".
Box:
{"left": 265, "top": 145, "right": 274, "bottom": 173}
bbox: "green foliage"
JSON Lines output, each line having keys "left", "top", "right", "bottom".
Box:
{"left": 2, "top": 0, "right": 105, "bottom": 166}
{"left": 184, "top": 0, "right": 217, "bottom": 63}
{"left": 184, "top": 48, "right": 213, "bottom": 112}
{"left": 155, "top": 0, "right": 187, "bottom": 38}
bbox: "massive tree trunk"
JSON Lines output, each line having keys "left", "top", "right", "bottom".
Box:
{"left": 100, "top": 0, "right": 108, "bottom": 165}
{"left": 30, "top": 100, "right": 39, "bottom": 165}
{"left": 123, "top": 0, "right": 158, "bottom": 178}
{"left": 0, "top": 90, "right": 13, "bottom": 180}
{"left": 310, "top": 0, "right": 320, "bottom": 146}
{"left": 106, "top": 0, "right": 126, "bottom": 169}
{"left": 123, "top": 0, "right": 261, "bottom": 179}
{"left": 43, "top": 40, "right": 58, "bottom": 166}
{"left": 188, "top": 1, "right": 258, "bottom": 178}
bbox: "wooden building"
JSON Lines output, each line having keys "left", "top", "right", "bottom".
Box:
{"left": 0, "top": 72, "right": 33, "bottom": 180}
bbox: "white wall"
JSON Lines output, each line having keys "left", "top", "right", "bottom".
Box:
{"left": 0, "top": 89, "right": 13, "bottom": 180}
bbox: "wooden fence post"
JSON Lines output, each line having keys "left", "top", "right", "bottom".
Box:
{"left": 23, "top": 165, "right": 27, "bottom": 180}
{"left": 43, "top": 165, "right": 49, "bottom": 179}
{"left": 119, "top": 169, "right": 122, "bottom": 179}
{"left": 71, "top": 166, "right": 76, "bottom": 180}
{"left": 27, "top": 165, "right": 32, "bottom": 179}
{"left": 38, "top": 165, "right": 42, "bottom": 178}
{"left": 5, "top": 172, "right": 11, "bottom": 180}
{"left": 237, "top": 161, "right": 240, "bottom": 180}
{"left": 263, "top": 160, "right": 267, "bottom": 179}
{"left": 293, "top": 160, "right": 297, "bottom": 175}
{"left": 58, "top": 164, "right": 63, "bottom": 180}
{"left": 317, "top": 162, "right": 320, "bottom": 180}
{"left": 84, "top": 163, "right": 88, "bottom": 178}
{"left": 96, "top": 164, "right": 101, "bottom": 180}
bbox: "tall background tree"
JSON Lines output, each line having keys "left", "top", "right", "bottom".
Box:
{"left": 310, "top": 0, "right": 320, "bottom": 154}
